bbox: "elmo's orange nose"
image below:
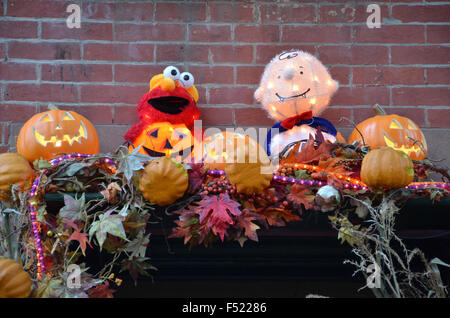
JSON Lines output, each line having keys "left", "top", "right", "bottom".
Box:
{"left": 159, "top": 78, "right": 176, "bottom": 92}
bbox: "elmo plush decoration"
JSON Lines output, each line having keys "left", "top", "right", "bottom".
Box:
{"left": 124, "top": 66, "right": 201, "bottom": 144}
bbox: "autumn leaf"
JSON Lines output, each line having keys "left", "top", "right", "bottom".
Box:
{"left": 196, "top": 193, "right": 241, "bottom": 241}
{"left": 89, "top": 210, "right": 129, "bottom": 249}
{"left": 124, "top": 232, "right": 150, "bottom": 258}
{"left": 88, "top": 281, "right": 116, "bottom": 298}
{"left": 255, "top": 206, "right": 300, "bottom": 227}
{"left": 287, "top": 184, "right": 316, "bottom": 210}
{"left": 59, "top": 193, "right": 85, "bottom": 221}
{"left": 63, "top": 219, "right": 92, "bottom": 256}
{"left": 101, "top": 182, "right": 122, "bottom": 204}
{"left": 120, "top": 256, "right": 157, "bottom": 286}
{"left": 235, "top": 209, "right": 260, "bottom": 245}
{"left": 280, "top": 134, "right": 336, "bottom": 165}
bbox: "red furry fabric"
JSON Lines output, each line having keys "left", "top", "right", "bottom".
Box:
{"left": 124, "top": 86, "right": 201, "bottom": 143}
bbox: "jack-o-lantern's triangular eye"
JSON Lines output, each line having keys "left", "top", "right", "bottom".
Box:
{"left": 148, "top": 129, "right": 158, "bottom": 138}
{"left": 62, "top": 112, "right": 75, "bottom": 121}
{"left": 389, "top": 119, "right": 403, "bottom": 129}
{"left": 163, "top": 139, "right": 173, "bottom": 150}
{"left": 40, "top": 114, "right": 53, "bottom": 122}
{"left": 407, "top": 120, "right": 418, "bottom": 130}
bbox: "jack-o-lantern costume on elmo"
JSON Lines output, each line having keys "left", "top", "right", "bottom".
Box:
{"left": 125, "top": 66, "right": 201, "bottom": 160}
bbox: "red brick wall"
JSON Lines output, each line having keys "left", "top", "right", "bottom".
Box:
{"left": 0, "top": 0, "right": 449, "bottom": 160}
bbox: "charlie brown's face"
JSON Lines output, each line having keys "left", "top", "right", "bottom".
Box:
{"left": 255, "top": 51, "right": 338, "bottom": 122}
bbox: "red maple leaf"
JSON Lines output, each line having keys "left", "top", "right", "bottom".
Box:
{"left": 235, "top": 209, "right": 260, "bottom": 243}
{"left": 280, "top": 135, "right": 335, "bottom": 165}
{"left": 63, "top": 218, "right": 92, "bottom": 256}
{"left": 197, "top": 193, "right": 241, "bottom": 241}
{"left": 287, "top": 184, "right": 316, "bottom": 210}
{"left": 88, "top": 281, "right": 116, "bottom": 298}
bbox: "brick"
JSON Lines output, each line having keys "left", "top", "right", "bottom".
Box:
{"left": 0, "top": 105, "right": 37, "bottom": 122}
{"left": 210, "top": 45, "right": 253, "bottom": 64}
{"left": 84, "top": 43, "right": 154, "bottom": 62}
{"left": 319, "top": 4, "right": 388, "bottom": 23}
{"left": 195, "top": 85, "right": 207, "bottom": 105}
{"left": 427, "top": 25, "right": 450, "bottom": 44}
{"left": 80, "top": 85, "right": 147, "bottom": 104}
{"left": 209, "top": 3, "right": 254, "bottom": 23}
{"left": 0, "top": 44, "right": 5, "bottom": 60}
{"left": 321, "top": 107, "right": 353, "bottom": 127}
{"left": 41, "top": 64, "right": 113, "bottom": 82}
{"left": 259, "top": 3, "right": 315, "bottom": 23}
{"left": 114, "top": 65, "right": 164, "bottom": 83}
{"left": 95, "top": 125, "right": 132, "bottom": 153}
{"left": 5, "top": 84, "right": 79, "bottom": 103}
{"left": 155, "top": 2, "right": 206, "bottom": 22}
{"left": 392, "top": 5, "right": 450, "bottom": 23}
{"left": 0, "top": 21, "right": 38, "bottom": 39}
{"left": 235, "top": 107, "right": 275, "bottom": 127}
{"left": 354, "top": 25, "right": 425, "bottom": 44}
{"left": 236, "top": 66, "right": 265, "bottom": 85}
{"left": 427, "top": 109, "right": 450, "bottom": 128}
{"left": 8, "top": 42, "right": 81, "bottom": 60}
{"left": 83, "top": 2, "right": 153, "bottom": 21}
{"left": 200, "top": 107, "right": 234, "bottom": 126}
{"left": 391, "top": 46, "right": 450, "bottom": 65}
{"left": 0, "top": 146, "right": 10, "bottom": 153}
{"left": 235, "top": 25, "right": 279, "bottom": 43}
{"left": 318, "top": 45, "right": 388, "bottom": 65}
{"left": 37, "top": 105, "right": 113, "bottom": 125}
{"left": 353, "top": 67, "right": 424, "bottom": 85}
{"left": 7, "top": 0, "right": 68, "bottom": 18}
{"left": 195, "top": 66, "right": 234, "bottom": 84}
{"left": 189, "top": 25, "right": 231, "bottom": 42}
{"left": 392, "top": 87, "right": 450, "bottom": 106}
{"left": 0, "top": 63, "right": 37, "bottom": 81}
{"left": 209, "top": 86, "right": 255, "bottom": 105}
{"left": 328, "top": 66, "right": 350, "bottom": 85}
{"left": 331, "top": 87, "right": 390, "bottom": 106}
{"left": 283, "top": 25, "right": 351, "bottom": 43}
{"left": 0, "top": 123, "right": 10, "bottom": 145}
{"left": 113, "top": 106, "right": 139, "bottom": 125}
{"left": 256, "top": 45, "right": 316, "bottom": 64}
{"left": 427, "top": 68, "right": 450, "bottom": 85}
{"left": 115, "top": 24, "right": 186, "bottom": 42}
{"left": 156, "top": 44, "right": 209, "bottom": 63}
{"left": 41, "top": 22, "right": 113, "bottom": 41}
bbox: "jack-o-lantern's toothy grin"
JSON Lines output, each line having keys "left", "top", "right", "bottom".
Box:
{"left": 33, "top": 123, "right": 87, "bottom": 147}
{"left": 383, "top": 132, "right": 423, "bottom": 159}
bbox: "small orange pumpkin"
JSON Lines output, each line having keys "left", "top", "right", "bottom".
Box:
{"left": 361, "top": 147, "right": 414, "bottom": 189}
{"left": 17, "top": 107, "right": 99, "bottom": 163}
{"left": 129, "top": 122, "right": 194, "bottom": 162}
{"left": 0, "top": 153, "right": 34, "bottom": 201}
{"left": 348, "top": 105, "right": 427, "bottom": 160}
{"left": 139, "top": 157, "right": 188, "bottom": 206}
{"left": 0, "top": 258, "right": 32, "bottom": 298}
{"left": 202, "top": 131, "right": 269, "bottom": 171}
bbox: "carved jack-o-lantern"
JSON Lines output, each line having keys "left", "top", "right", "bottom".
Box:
{"left": 348, "top": 105, "right": 428, "bottom": 161}
{"left": 17, "top": 108, "right": 99, "bottom": 162}
{"left": 128, "top": 122, "right": 194, "bottom": 162}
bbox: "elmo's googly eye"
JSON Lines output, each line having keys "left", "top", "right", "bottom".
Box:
{"left": 179, "top": 72, "right": 194, "bottom": 88}
{"left": 163, "top": 66, "right": 180, "bottom": 80}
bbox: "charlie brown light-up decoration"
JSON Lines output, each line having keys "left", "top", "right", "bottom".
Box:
{"left": 17, "top": 106, "right": 99, "bottom": 163}
{"left": 254, "top": 50, "right": 341, "bottom": 158}
{"left": 348, "top": 105, "right": 428, "bottom": 161}
{"left": 124, "top": 66, "right": 201, "bottom": 147}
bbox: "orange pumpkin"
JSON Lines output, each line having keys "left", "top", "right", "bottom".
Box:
{"left": 0, "top": 259, "right": 32, "bottom": 298}
{"left": 202, "top": 131, "right": 269, "bottom": 171}
{"left": 0, "top": 153, "right": 34, "bottom": 201}
{"left": 361, "top": 147, "right": 414, "bottom": 189}
{"left": 17, "top": 108, "right": 99, "bottom": 162}
{"left": 348, "top": 105, "right": 427, "bottom": 160}
{"left": 129, "top": 122, "right": 194, "bottom": 162}
{"left": 139, "top": 157, "right": 188, "bottom": 206}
